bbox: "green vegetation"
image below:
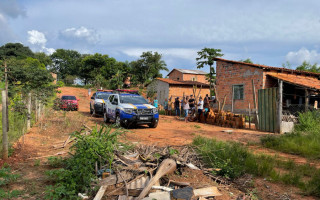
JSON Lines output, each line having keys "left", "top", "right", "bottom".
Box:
{"left": 193, "top": 136, "right": 320, "bottom": 197}
{"left": 261, "top": 111, "right": 320, "bottom": 159}
{"left": 45, "top": 125, "right": 124, "bottom": 199}
{"left": 0, "top": 165, "right": 22, "bottom": 199}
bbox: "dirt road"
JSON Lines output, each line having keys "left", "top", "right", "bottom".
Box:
{"left": 59, "top": 87, "right": 270, "bottom": 146}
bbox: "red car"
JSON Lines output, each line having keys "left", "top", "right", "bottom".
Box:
{"left": 60, "top": 95, "right": 79, "bottom": 111}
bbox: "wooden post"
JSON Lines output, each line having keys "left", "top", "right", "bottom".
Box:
{"left": 248, "top": 103, "right": 251, "bottom": 129}
{"left": 277, "top": 80, "right": 283, "bottom": 133}
{"left": 252, "top": 80, "right": 259, "bottom": 127}
{"left": 305, "top": 89, "right": 309, "bottom": 112}
{"left": 27, "top": 93, "right": 32, "bottom": 130}
{"left": 231, "top": 85, "right": 234, "bottom": 113}
{"left": 2, "top": 90, "right": 8, "bottom": 160}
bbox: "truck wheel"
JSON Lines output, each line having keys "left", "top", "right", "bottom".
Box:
{"left": 115, "top": 114, "right": 121, "bottom": 127}
{"left": 104, "top": 112, "right": 109, "bottom": 123}
{"left": 90, "top": 105, "right": 93, "bottom": 114}
{"left": 149, "top": 121, "right": 158, "bottom": 128}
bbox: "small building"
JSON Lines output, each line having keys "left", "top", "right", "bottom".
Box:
{"left": 147, "top": 78, "right": 210, "bottom": 105}
{"left": 167, "top": 69, "right": 208, "bottom": 84}
{"left": 214, "top": 58, "right": 320, "bottom": 133}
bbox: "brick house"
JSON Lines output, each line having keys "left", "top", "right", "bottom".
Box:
{"left": 147, "top": 77, "right": 210, "bottom": 106}
{"left": 214, "top": 58, "right": 320, "bottom": 114}
{"left": 167, "top": 69, "right": 209, "bottom": 84}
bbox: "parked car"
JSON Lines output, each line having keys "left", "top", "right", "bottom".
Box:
{"left": 90, "top": 90, "right": 113, "bottom": 116}
{"left": 60, "top": 95, "right": 79, "bottom": 111}
{"left": 104, "top": 90, "right": 159, "bottom": 128}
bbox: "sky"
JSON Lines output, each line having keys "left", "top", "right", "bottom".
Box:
{"left": 1, "top": 0, "right": 320, "bottom": 75}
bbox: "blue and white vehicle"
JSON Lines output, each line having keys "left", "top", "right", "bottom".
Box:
{"left": 104, "top": 92, "right": 159, "bottom": 128}
{"left": 90, "top": 91, "right": 113, "bottom": 116}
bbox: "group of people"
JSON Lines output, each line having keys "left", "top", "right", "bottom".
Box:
{"left": 162, "top": 94, "right": 212, "bottom": 123}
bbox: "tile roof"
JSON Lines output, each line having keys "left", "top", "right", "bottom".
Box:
{"left": 156, "top": 78, "right": 210, "bottom": 87}
{"left": 267, "top": 72, "right": 320, "bottom": 90}
{"left": 214, "top": 58, "right": 320, "bottom": 78}
{"left": 167, "top": 68, "right": 207, "bottom": 76}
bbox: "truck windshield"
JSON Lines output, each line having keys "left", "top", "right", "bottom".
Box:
{"left": 96, "top": 93, "right": 110, "bottom": 100}
{"left": 62, "top": 96, "right": 76, "bottom": 100}
{"left": 120, "top": 95, "right": 148, "bottom": 104}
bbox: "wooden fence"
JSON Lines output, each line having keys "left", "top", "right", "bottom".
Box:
{"left": 258, "top": 87, "right": 278, "bottom": 132}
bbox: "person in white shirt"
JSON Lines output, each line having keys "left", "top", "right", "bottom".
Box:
{"left": 183, "top": 96, "right": 190, "bottom": 122}
{"left": 197, "top": 97, "right": 204, "bottom": 122}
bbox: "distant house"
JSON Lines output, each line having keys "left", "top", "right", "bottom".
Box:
{"left": 147, "top": 69, "right": 210, "bottom": 105}
{"left": 167, "top": 69, "right": 208, "bottom": 84}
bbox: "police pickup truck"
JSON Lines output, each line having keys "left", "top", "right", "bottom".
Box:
{"left": 90, "top": 90, "right": 113, "bottom": 116}
{"left": 104, "top": 90, "right": 159, "bottom": 128}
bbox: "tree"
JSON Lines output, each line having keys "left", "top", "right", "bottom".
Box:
{"left": 80, "top": 53, "right": 109, "bottom": 85}
{"left": 196, "top": 48, "right": 224, "bottom": 96}
{"left": 34, "top": 52, "right": 52, "bottom": 67}
{"left": 296, "top": 61, "right": 320, "bottom": 73}
{"left": 131, "top": 51, "right": 168, "bottom": 85}
{"left": 239, "top": 58, "right": 253, "bottom": 64}
{"left": 0, "top": 43, "right": 35, "bottom": 60}
{"left": 50, "top": 49, "right": 82, "bottom": 80}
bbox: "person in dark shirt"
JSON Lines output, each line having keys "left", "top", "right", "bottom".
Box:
{"left": 189, "top": 95, "right": 195, "bottom": 110}
{"left": 174, "top": 97, "right": 180, "bottom": 116}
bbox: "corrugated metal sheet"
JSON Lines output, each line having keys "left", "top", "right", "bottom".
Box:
{"left": 156, "top": 78, "right": 209, "bottom": 87}
{"left": 167, "top": 68, "right": 207, "bottom": 76}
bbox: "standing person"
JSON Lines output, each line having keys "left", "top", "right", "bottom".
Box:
{"left": 163, "top": 98, "right": 168, "bottom": 115}
{"left": 174, "top": 97, "right": 180, "bottom": 116}
{"left": 197, "top": 97, "right": 204, "bottom": 122}
{"left": 204, "top": 94, "right": 210, "bottom": 123}
{"left": 189, "top": 95, "right": 195, "bottom": 110}
{"left": 183, "top": 96, "right": 190, "bottom": 122}
{"left": 88, "top": 88, "right": 91, "bottom": 97}
{"left": 168, "top": 97, "right": 173, "bottom": 116}
{"left": 153, "top": 97, "right": 158, "bottom": 108}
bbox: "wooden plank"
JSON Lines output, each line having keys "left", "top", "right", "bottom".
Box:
{"left": 261, "top": 89, "right": 266, "bottom": 131}
{"left": 252, "top": 80, "right": 259, "bottom": 127}
{"left": 277, "top": 80, "right": 283, "bottom": 133}
{"left": 264, "top": 88, "right": 270, "bottom": 131}
{"left": 258, "top": 89, "right": 262, "bottom": 130}
{"left": 272, "top": 88, "right": 277, "bottom": 132}
{"left": 268, "top": 88, "right": 273, "bottom": 132}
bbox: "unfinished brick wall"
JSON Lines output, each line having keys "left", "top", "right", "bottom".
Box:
{"left": 168, "top": 70, "right": 183, "bottom": 81}
{"left": 216, "top": 61, "right": 264, "bottom": 113}
{"left": 183, "top": 74, "right": 208, "bottom": 84}
{"left": 168, "top": 85, "right": 210, "bottom": 102}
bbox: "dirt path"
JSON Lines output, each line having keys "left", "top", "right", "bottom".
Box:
{"left": 0, "top": 87, "right": 317, "bottom": 200}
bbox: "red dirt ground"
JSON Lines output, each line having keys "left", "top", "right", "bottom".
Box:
{"left": 1, "top": 87, "right": 317, "bottom": 200}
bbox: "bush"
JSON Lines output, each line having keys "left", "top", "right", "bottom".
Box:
{"left": 45, "top": 125, "right": 124, "bottom": 199}
{"left": 261, "top": 111, "right": 320, "bottom": 159}
{"left": 192, "top": 136, "right": 320, "bottom": 197}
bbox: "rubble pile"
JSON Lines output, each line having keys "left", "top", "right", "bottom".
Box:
{"left": 91, "top": 144, "right": 228, "bottom": 200}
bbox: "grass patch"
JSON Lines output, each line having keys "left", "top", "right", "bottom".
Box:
{"left": 261, "top": 111, "right": 320, "bottom": 159}
{"left": 45, "top": 125, "right": 124, "bottom": 199}
{"left": 0, "top": 165, "right": 22, "bottom": 199}
{"left": 193, "top": 136, "right": 320, "bottom": 197}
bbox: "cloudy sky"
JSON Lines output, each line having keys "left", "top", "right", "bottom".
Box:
{"left": 1, "top": 0, "right": 320, "bottom": 74}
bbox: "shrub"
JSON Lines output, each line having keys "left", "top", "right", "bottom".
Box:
{"left": 45, "top": 125, "right": 124, "bottom": 199}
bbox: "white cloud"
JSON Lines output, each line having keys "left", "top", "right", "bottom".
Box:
{"left": 61, "top": 26, "right": 100, "bottom": 44}
{"left": 27, "top": 30, "right": 55, "bottom": 55}
{"left": 286, "top": 48, "right": 320, "bottom": 65}
{"left": 27, "top": 30, "right": 47, "bottom": 46}
{"left": 122, "top": 48, "right": 198, "bottom": 61}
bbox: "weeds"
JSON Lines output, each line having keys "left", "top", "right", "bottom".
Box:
{"left": 193, "top": 136, "right": 320, "bottom": 197}
{"left": 261, "top": 111, "right": 320, "bottom": 159}
{"left": 0, "top": 166, "right": 22, "bottom": 199}
{"left": 45, "top": 125, "right": 124, "bottom": 199}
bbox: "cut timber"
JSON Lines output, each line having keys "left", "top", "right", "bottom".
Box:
{"left": 99, "top": 171, "right": 133, "bottom": 186}
{"left": 193, "top": 186, "right": 222, "bottom": 197}
{"left": 137, "top": 159, "right": 176, "bottom": 200}
{"left": 93, "top": 185, "right": 107, "bottom": 200}
{"left": 63, "top": 135, "right": 71, "bottom": 148}
{"left": 186, "top": 163, "right": 200, "bottom": 170}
